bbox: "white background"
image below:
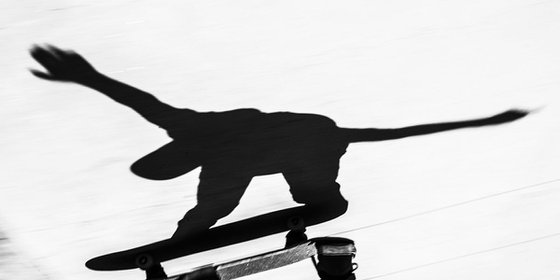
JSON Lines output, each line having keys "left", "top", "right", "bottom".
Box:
{"left": 2, "top": 1, "right": 560, "bottom": 279}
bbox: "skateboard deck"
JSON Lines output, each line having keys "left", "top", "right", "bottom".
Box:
{"left": 86, "top": 206, "right": 336, "bottom": 271}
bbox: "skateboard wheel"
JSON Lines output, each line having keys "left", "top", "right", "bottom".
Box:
{"left": 135, "top": 253, "right": 155, "bottom": 270}
{"left": 287, "top": 216, "right": 305, "bottom": 230}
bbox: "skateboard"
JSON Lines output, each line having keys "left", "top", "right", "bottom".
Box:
{"left": 86, "top": 214, "right": 358, "bottom": 280}
{"left": 89, "top": 232, "right": 356, "bottom": 280}
{"left": 87, "top": 206, "right": 341, "bottom": 271}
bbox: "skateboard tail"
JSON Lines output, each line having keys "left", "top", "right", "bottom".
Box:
{"left": 86, "top": 252, "right": 134, "bottom": 271}
{"left": 86, "top": 238, "right": 174, "bottom": 271}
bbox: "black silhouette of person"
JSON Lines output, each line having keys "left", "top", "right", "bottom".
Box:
{"left": 30, "top": 45, "right": 528, "bottom": 239}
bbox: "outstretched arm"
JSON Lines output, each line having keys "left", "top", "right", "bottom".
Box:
{"left": 29, "top": 44, "right": 185, "bottom": 127}
{"left": 345, "top": 110, "right": 530, "bottom": 142}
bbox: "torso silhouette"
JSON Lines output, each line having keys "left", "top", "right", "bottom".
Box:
{"left": 135, "top": 108, "right": 348, "bottom": 179}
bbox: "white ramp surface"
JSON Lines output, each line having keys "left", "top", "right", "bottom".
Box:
{"left": 2, "top": 1, "right": 560, "bottom": 280}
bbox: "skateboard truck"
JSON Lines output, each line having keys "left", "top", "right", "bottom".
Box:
{"left": 285, "top": 216, "right": 308, "bottom": 247}
{"left": 312, "top": 237, "right": 357, "bottom": 280}
{"left": 136, "top": 254, "right": 167, "bottom": 279}
{"left": 144, "top": 263, "right": 167, "bottom": 280}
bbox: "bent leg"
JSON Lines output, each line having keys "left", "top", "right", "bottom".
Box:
{"left": 282, "top": 160, "right": 349, "bottom": 225}
{"left": 173, "top": 169, "right": 252, "bottom": 238}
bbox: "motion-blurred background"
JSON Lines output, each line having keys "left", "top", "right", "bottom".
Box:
{"left": 2, "top": 1, "right": 560, "bottom": 279}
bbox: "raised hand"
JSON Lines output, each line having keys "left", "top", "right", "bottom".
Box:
{"left": 486, "top": 109, "right": 530, "bottom": 125}
{"left": 29, "top": 44, "right": 99, "bottom": 83}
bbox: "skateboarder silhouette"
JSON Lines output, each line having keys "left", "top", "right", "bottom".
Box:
{"left": 30, "top": 44, "right": 529, "bottom": 239}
